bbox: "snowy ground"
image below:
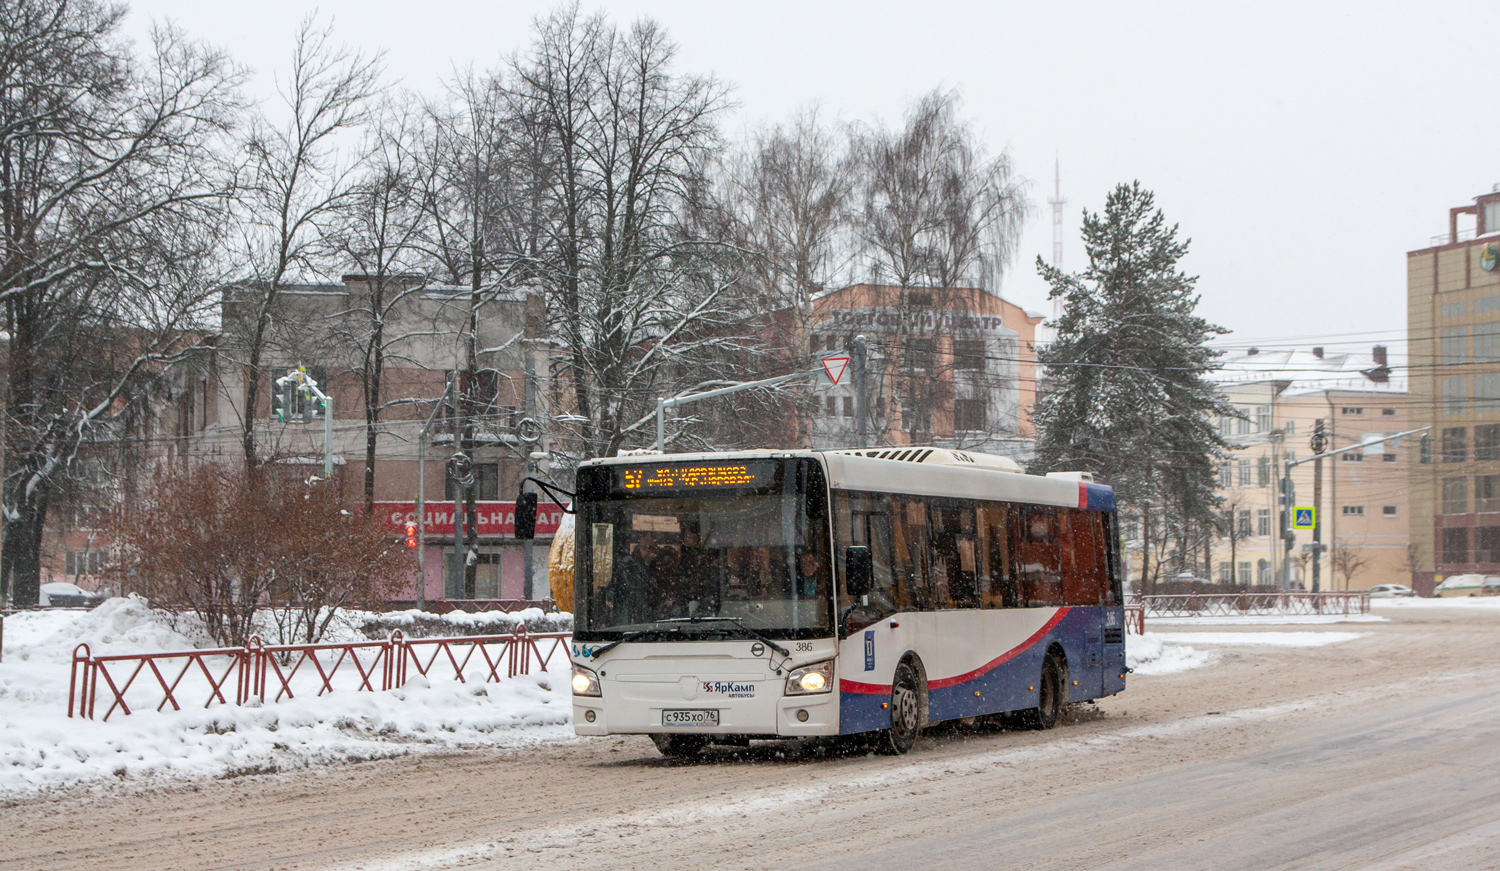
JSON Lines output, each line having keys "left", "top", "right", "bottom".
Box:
{"left": 0, "top": 596, "right": 1398, "bottom": 798}
{"left": 0, "top": 598, "right": 573, "bottom": 798}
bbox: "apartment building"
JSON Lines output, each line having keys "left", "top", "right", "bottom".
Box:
{"left": 1211, "top": 347, "right": 1408, "bottom": 590}
{"left": 1407, "top": 189, "right": 1500, "bottom": 593}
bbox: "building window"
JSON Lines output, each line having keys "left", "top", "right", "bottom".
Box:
{"left": 1341, "top": 407, "right": 1364, "bottom": 416}
{"left": 1442, "top": 476, "right": 1469, "bottom": 514}
{"left": 1237, "top": 459, "right": 1252, "bottom": 486}
{"left": 1475, "top": 325, "right": 1500, "bottom": 364}
{"left": 1342, "top": 505, "right": 1365, "bottom": 516}
{"left": 906, "top": 291, "right": 933, "bottom": 307}
{"left": 1383, "top": 505, "right": 1398, "bottom": 517}
{"left": 1477, "top": 425, "right": 1500, "bottom": 461}
{"left": 1217, "top": 463, "right": 1232, "bottom": 488}
{"left": 1478, "top": 296, "right": 1500, "bottom": 314}
{"left": 953, "top": 398, "right": 986, "bottom": 431}
{"left": 1342, "top": 450, "right": 1363, "bottom": 462}
{"left": 843, "top": 396, "right": 854, "bottom": 418}
{"left": 1478, "top": 475, "right": 1500, "bottom": 512}
{"left": 1219, "top": 416, "right": 1233, "bottom": 438}
{"left": 65, "top": 550, "right": 106, "bottom": 576}
{"left": 1443, "top": 527, "right": 1470, "bottom": 565}
{"left": 826, "top": 396, "right": 836, "bottom": 416}
{"left": 1384, "top": 452, "right": 1397, "bottom": 462}
{"left": 1256, "top": 509, "right": 1270, "bottom": 536}
{"left": 1255, "top": 405, "right": 1271, "bottom": 432}
{"left": 1218, "top": 563, "right": 1232, "bottom": 584}
{"left": 445, "top": 462, "right": 499, "bottom": 501}
{"left": 1257, "top": 560, "right": 1271, "bottom": 586}
{"left": 1476, "top": 372, "right": 1500, "bottom": 412}
{"left": 1443, "top": 376, "right": 1468, "bottom": 415}
{"left": 445, "top": 551, "right": 504, "bottom": 599}
{"left": 1382, "top": 408, "right": 1396, "bottom": 416}
{"left": 1441, "top": 327, "right": 1468, "bottom": 365}
{"left": 1443, "top": 427, "right": 1467, "bottom": 463}
{"left": 1257, "top": 456, "right": 1271, "bottom": 486}
{"left": 1478, "top": 527, "right": 1500, "bottom": 563}
{"left": 1237, "top": 415, "right": 1251, "bottom": 436}
{"left": 952, "top": 339, "right": 986, "bottom": 371}
{"left": 903, "top": 338, "right": 935, "bottom": 372}
{"left": 1238, "top": 561, "right": 1252, "bottom": 584}
{"left": 1285, "top": 420, "right": 1296, "bottom": 436}
{"left": 1442, "top": 300, "right": 1467, "bottom": 319}
{"left": 1486, "top": 201, "right": 1500, "bottom": 234}
{"left": 1237, "top": 510, "right": 1252, "bottom": 537}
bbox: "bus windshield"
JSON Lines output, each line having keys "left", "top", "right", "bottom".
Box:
{"left": 573, "top": 458, "right": 832, "bottom": 641}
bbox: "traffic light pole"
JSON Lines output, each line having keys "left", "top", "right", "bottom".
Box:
{"left": 414, "top": 377, "right": 457, "bottom": 611}
{"left": 1280, "top": 424, "right": 1428, "bottom": 592}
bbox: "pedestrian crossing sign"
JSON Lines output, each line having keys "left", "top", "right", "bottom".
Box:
{"left": 1293, "top": 507, "right": 1316, "bottom": 529}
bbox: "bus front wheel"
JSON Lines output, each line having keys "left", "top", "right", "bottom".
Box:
{"left": 876, "top": 660, "right": 922, "bottom": 755}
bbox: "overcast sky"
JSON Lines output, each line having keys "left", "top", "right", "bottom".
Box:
{"left": 126, "top": 1, "right": 1496, "bottom": 361}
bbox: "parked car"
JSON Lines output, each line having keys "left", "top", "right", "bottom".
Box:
{"left": 38, "top": 581, "right": 102, "bottom": 608}
{"left": 1367, "top": 584, "right": 1416, "bottom": 598}
{"left": 1433, "top": 574, "right": 1500, "bottom": 597}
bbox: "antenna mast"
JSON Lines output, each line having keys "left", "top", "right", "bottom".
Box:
{"left": 1048, "top": 155, "right": 1066, "bottom": 317}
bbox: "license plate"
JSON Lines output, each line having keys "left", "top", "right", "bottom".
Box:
{"left": 662, "top": 709, "right": 719, "bottom": 727}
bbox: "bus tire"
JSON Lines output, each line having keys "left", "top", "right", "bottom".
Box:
{"left": 875, "top": 659, "right": 922, "bottom": 755}
{"left": 651, "top": 734, "right": 707, "bottom": 757}
{"left": 1023, "top": 652, "right": 1066, "bottom": 730}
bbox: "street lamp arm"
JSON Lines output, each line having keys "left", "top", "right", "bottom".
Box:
{"left": 1285, "top": 426, "right": 1430, "bottom": 469}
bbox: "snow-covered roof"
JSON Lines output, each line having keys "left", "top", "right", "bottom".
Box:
{"left": 1212, "top": 348, "right": 1406, "bottom": 397}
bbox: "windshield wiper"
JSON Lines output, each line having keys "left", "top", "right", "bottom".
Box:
{"left": 588, "top": 627, "right": 675, "bottom": 659}
{"left": 654, "top": 616, "right": 791, "bottom": 657}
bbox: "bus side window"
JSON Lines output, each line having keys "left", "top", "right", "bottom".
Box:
{"left": 1017, "top": 506, "right": 1063, "bottom": 607}
{"left": 929, "top": 501, "right": 979, "bottom": 609}
{"left": 1060, "top": 509, "right": 1106, "bottom": 606}
{"left": 835, "top": 491, "right": 899, "bottom": 633}
{"left": 892, "top": 499, "right": 929, "bottom": 610}
{"left": 978, "top": 503, "right": 1014, "bottom": 609}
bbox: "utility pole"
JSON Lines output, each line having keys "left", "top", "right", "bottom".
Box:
{"left": 1311, "top": 418, "right": 1326, "bottom": 593}
{"left": 853, "top": 335, "right": 869, "bottom": 449}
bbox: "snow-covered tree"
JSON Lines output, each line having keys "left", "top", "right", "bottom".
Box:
{"left": 1029, "top": 182, "right": 1231, "bottom": 593}
{"left": 0, "top": 1, "right": 242, "bottom": 605}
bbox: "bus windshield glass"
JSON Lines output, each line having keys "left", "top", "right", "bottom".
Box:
{"left": 573, "top": 458, "right": 832, "bottom": 641}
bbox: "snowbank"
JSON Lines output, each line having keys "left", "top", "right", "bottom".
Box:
{"left": 1149, "top": 630, "right": 1367, "bottom": 648}
{"left": 1126, "top": 631, "right": 1213, "bottom": 676}
{"left": 0, "top": 598, "right": 573, "bottom": 798}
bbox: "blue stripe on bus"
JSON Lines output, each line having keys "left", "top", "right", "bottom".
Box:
{"left": 1084, "top": 483, "right": 1116, "bottom": 512}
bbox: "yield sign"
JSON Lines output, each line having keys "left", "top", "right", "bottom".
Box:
{"left": 820, "top": 355, "right": 850, "bottom": 386}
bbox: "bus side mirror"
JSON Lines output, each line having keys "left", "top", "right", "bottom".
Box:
{"left": 845, "top": 546, "right": 872, "bottom": 597}
{"left": 515, "top": 492, "right": 538, "bottom": 540}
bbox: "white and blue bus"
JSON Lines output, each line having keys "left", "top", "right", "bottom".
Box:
{"left": 541, "top": 447, "right": 1126, "bottom": 756}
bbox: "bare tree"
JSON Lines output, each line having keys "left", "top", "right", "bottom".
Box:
{"left": 1219, "top": 490, "right": 1252, "bottom": 587}
{"left": 1333, "top": 538, "right": 1370, "bottom": 591}
{"left": 0, "top": 2, "right": 243, "bottom": 605}
{"left": 511, "top": 7, "right": 745, "bottom": 458}
{"left": 230, "top": 15, "right": 381, "bottom": 471}
{"left": 324, "top": 99, "right": 433, "bottom": 512}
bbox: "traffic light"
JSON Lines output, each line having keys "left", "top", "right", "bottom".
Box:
{"left": 273, "top": 380, "right": 295, "bottom": 422}
{"left": 301, "top": 386, "right": 314, "bottom": 423}
{"left": 1420, "top": 433, "right": 1431, "bottom": 464}
{"left": 405, "top": 522, "right": 418, "bottom": 549}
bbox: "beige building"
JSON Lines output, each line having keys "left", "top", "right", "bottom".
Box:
{"left": 1407, "top": 189, "right": 1500, "bottom": 594}
{"left": 1210, "top": 347, "right": 1409, "bottom": 591}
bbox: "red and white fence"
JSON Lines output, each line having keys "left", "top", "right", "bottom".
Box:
{"left": 1135, "top": 591, "right": 1370, "bottom": 619}
{"left": 68, "top": 627, "right": 569, "bottom": 721}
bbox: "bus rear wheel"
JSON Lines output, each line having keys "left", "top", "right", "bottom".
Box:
{"left": 1022, "top": 653, "right": 1065, "bottom": 730}
{"left": 875, "top": 660, "right": 921, "bottom": 755}
{"left": 651, "top": 734, "right": 707, "bottom": 758}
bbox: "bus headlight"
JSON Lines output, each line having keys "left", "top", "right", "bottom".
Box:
{"left": 786, "top": 660, "right": 834, "bottom": 695}
{"left": 571, "top": 664, "right": 602, "bottom": 697}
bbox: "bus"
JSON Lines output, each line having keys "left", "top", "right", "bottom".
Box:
{"left": 521, "top": 447, "right": 1126, "bottom": 756}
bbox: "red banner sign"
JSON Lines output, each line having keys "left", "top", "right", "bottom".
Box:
{"left": 373, "top": 502, "right": 564, "bottom": 538}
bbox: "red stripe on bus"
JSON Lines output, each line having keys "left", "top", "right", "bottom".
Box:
{"left": 1078, "top": 482, "right": 1088, "bottom": 509}
{"left": 925, "top": 608, "right": 1071, "bottom": 690}
{"left": 837, "top": 608, "right": 1072, "bottom": 696}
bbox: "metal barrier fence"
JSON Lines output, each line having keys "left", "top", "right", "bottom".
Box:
{"left": 1137, "top": 592, "right": 1370, "bottom": 619}
{"left": 1123, "top": 604, "right": 1145, "bottom": 634}
{"left": 68, "top": 627, "right": 570, "bottom": 721}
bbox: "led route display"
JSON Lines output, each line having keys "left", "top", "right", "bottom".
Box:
{"left": 616, "top": 461, "right": 771, "bottom": 493}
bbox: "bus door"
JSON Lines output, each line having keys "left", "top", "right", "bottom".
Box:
{"left": 1061, "top": 510, "right": 1108, "bottom": 697}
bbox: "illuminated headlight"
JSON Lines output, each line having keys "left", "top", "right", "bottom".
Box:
{"left": 571, "top": 664, "right": 602, "bottom": 697}
{"left": 786, "top": 660, "right": 834, "bottom": 695}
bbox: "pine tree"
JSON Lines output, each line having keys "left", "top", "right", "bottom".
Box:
{"left": 1029, "top": 182, "right": 1232, "bottom": 592}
